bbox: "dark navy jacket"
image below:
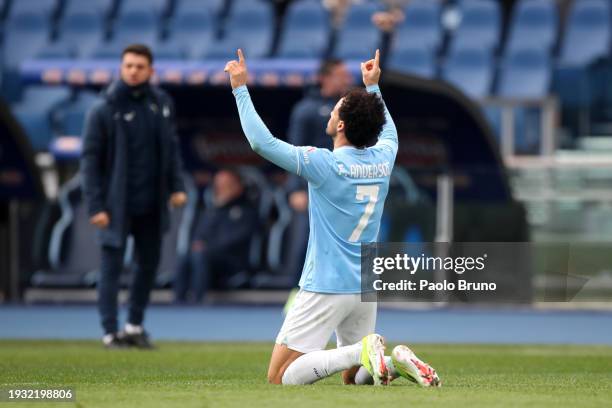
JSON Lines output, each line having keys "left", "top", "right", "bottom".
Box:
{"left": 80, "top": 80, "right": 185, "bottom": 248}
{"left": 286, "top": 87, "right": 335, "bottom": 193}
{"left": 193, "top": 194, "right": 258, "bottom": 264}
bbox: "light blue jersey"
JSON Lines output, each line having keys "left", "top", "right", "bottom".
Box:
{"left": 233, "top": 84, "right": 398, "bottom": 293}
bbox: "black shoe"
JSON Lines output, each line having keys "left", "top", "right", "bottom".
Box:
{"left": 122, "top": 330, "right": 155, "bottom": 349}
{"left": 102, "top": 332, "right": 129, "bottom": 349}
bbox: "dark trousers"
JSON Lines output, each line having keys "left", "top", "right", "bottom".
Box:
{"left": 174, "top": 248, "right": 243, "bottom": 303}
{"left": 98, "top": 213, "right": 161, "bottom": 334}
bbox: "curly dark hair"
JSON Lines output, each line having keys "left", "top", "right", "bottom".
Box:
{"left": 338, "top": 89, "right": 386, "bottom": 148}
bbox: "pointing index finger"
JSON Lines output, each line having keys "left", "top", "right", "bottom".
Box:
{"left": 237, "top": 49, "right": 245, "bottom": 65}
{"left": 374, "top": 49, "right": 380, "bottom": 67}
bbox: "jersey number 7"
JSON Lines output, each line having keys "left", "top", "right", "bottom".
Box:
{"left": 349, "top": 185, "right": 380, "bottom": 242}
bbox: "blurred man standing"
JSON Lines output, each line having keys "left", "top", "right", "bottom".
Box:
{"left": 81, "top": 44, "right": 187, "bottom": 348}
{"left": 285, "top": 59, "right": 352, "bottom": 284}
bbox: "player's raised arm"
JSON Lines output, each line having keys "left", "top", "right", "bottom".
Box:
{"left": 225, "top": 50, "right": 331, "bottom": 186}
{"left": 224, "top": 49, "right": 300, "bottom": 173}
{"left": 362, "top": 50, "right": 398, "bottom": 155}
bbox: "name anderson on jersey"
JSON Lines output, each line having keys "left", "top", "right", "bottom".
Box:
{"left": 337, "top": 162, "right": 391, "bottom": 179}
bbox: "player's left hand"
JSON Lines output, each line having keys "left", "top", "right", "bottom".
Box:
{"left": 224, "top": 49, "right": 248, "bottom": 89}
{"left": 170, "top": 191, "right": 187, "bottom": 208}
{"left": 361, "top": 49, "right": 381, "bottom": 87}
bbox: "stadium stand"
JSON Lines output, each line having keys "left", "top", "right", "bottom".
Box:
{"left": 63, "top": 0, "right": 114, "bottom": 17}
{"left": 442, "top": 46, "right": 493, "bottom": 99}
{"left": 118, "top": 0, "right": 169, "bottom": 17}
{"left": 55, "top": 3, "right": 107, "bottom": 58}
{"left": 552, "top": 0, "right": 611, "bottom": 138}
{"left": 11, "top": 85, "right": 71, "bottom": 151}
{"left": 1, "top": 4, "right": 53, "bottom": 100}
{"left": 387, "top": 45, "right": 436, "bottom": 78}
{"left": 394, "top": 0, "right": 442, "bottom": 52}
{"left": 52, "top": 90, "right": 100, "bottom": 137}
{"left": 505, "top": 0, "right": 558, "bottom": 53}
{"left": 277, "top": 0, "right": 330, "bottom": 58}
{"left": 499, "top": 48, "right": 551, "bottom": 99}
{"left": 160, "top": 0, "right": 215, "bottom": 60}
{"left": 497, "top": 48, "right": 551, "bottom": 153}
{"left": 252, "top": 187, "right": 296, "bottom": 289}
{"left": 110, "top": 8, "right": 160, "bottom": 49}
{"left": 334, "top": 2, "right": 382, "bottom": 60}
{"left": 204, "top": 0, "right": 274, "bottom": 59}
{"left": 7, "top": 0, "right": 57, "bottom": 19}
{"left": 32, "top": 173, "right": 196, "bottom": 289}
{"left": 559, "top": 0, "right": 610, "bottom": 66}
{"left": 449, "top": 0, "right": 501, "bottom": 52}
{"left": 31, "top": 176, "right": 102, "bottom": 288}
{"left": 4, "top": 0, "right": 612, "bottom": 296}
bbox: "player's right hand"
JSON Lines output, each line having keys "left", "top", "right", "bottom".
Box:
{"left": 361, "top": 49, "right": 381, "bottom": 87}
{"left": 90, "top": 211, "right": 110, "bottom": 229}
{"left": 224, "top": 49, "right": 248, "bottom": 89}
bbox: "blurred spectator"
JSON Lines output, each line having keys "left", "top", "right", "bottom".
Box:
{"left": 372, "top": 0, "right": 407, "bottom": 32}
{"left": 81, "top": 44, "right": 187, "bottom": 349}
{"left": 285, "top": 59, "right": 352, "bottom": 284}
{"left": 175, "top": 169, "right": 258, "bottom": 303}
{"left": 322, "top": 0, "right": 403, "bottom": 63}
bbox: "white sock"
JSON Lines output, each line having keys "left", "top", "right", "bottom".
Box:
{"left": 125, "top": 323, "right": 143, "bottom": 335}
{"left": 354, "top": 356, "right": 396, "bottom": 385}
{"left": 282, "top": 343, "right": 362, "bottom": 385}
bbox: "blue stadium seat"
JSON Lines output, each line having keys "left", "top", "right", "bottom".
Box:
{"left": 497, "top": 48, "right": 551, "bottom": 154}
{"left": 154, "top": 43, "right": 188, "bottom": 60}
{"left": 90, "top": 42, "right": 123, "bottom": 60}
{"left": 7, "top": 0, "right": 57, "bottom": 19}
{"left": 111, "top": 8, "right": 160, "bottom": 49}
{"left": 1, "top": 11, "right": 51, "bottom": 100}
{"left": 450, "top": 0, "right": 500, "bottom": 52}
{"left": 442, "top": 46, "right": 493, "bottom": 99}
{"left": 31, "top": 176, "right": 102, "bottom": 288}
{"left": 482, "top": 105, "right": 542, "bottom": 154}
{"left": 175, "top": 0, "right": 225, "bottom": 16}
{"left": 334, "top": 3, "right": 381, "bottom": 60}
{"left": 387, "top": 45, "right": 435, "bottom": 78}
{"left": 56, "top": 9, "right": 105, "bottom": 58}
{"left": 35, "top": 43, "right": 76, "bottom": 60}
{"left": 498, "top": 48, "right": 551, "bottom": 99}
{"left": 63, "top": 0, "right": 113, "bottom": 17}
{"left": 163, "top": 3, "right": 214, "bottom": 59}
{"left": 560, "top": 0, "right": 610, "bottom": 66}
{"left": 506, "top": 0, "right": 558, "bottom": 53}
{"left": 118, "top": 0, "right": 169, "bottom": 17}
{"left": 205, "top": 0, "right": 274, "bottom": 59}
{"left": 12, "top": 85, "right": 72, "bottom": 151}
{"left": 0, "top": 0, "right": 8, "bottom": 18}
{"left": 53, "top": 90, "right": 100, "bottom": 137}
{"left": 2, "top": 11, "right": 50, "bottom": 68}
{"left": 277, "top": 0, "right": 330, "bottom": 58}
{"left": 393, "top": 0, "right": 442, "bottom": 52}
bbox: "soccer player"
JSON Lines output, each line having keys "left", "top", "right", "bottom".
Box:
{"left": 225, "top": 49, "right": 440, "bottom": 386}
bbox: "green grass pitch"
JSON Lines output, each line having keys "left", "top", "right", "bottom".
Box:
{"left": 1, "top": 340, "right": 611, "bottom": 408}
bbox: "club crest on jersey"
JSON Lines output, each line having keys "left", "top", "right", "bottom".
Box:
{"left": 302, "top": 147, "right": 316, "bottom": 164}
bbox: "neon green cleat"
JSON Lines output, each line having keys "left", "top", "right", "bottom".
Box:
{"left": 360, "top": 334, "right": 388, "bottom": 386}
{"left": 391, "top": 345, "right": 441, "bottom": 387}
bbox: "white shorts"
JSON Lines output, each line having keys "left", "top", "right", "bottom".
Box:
{"left": 275, "top": 289, "right": 377, "bottom": 353}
